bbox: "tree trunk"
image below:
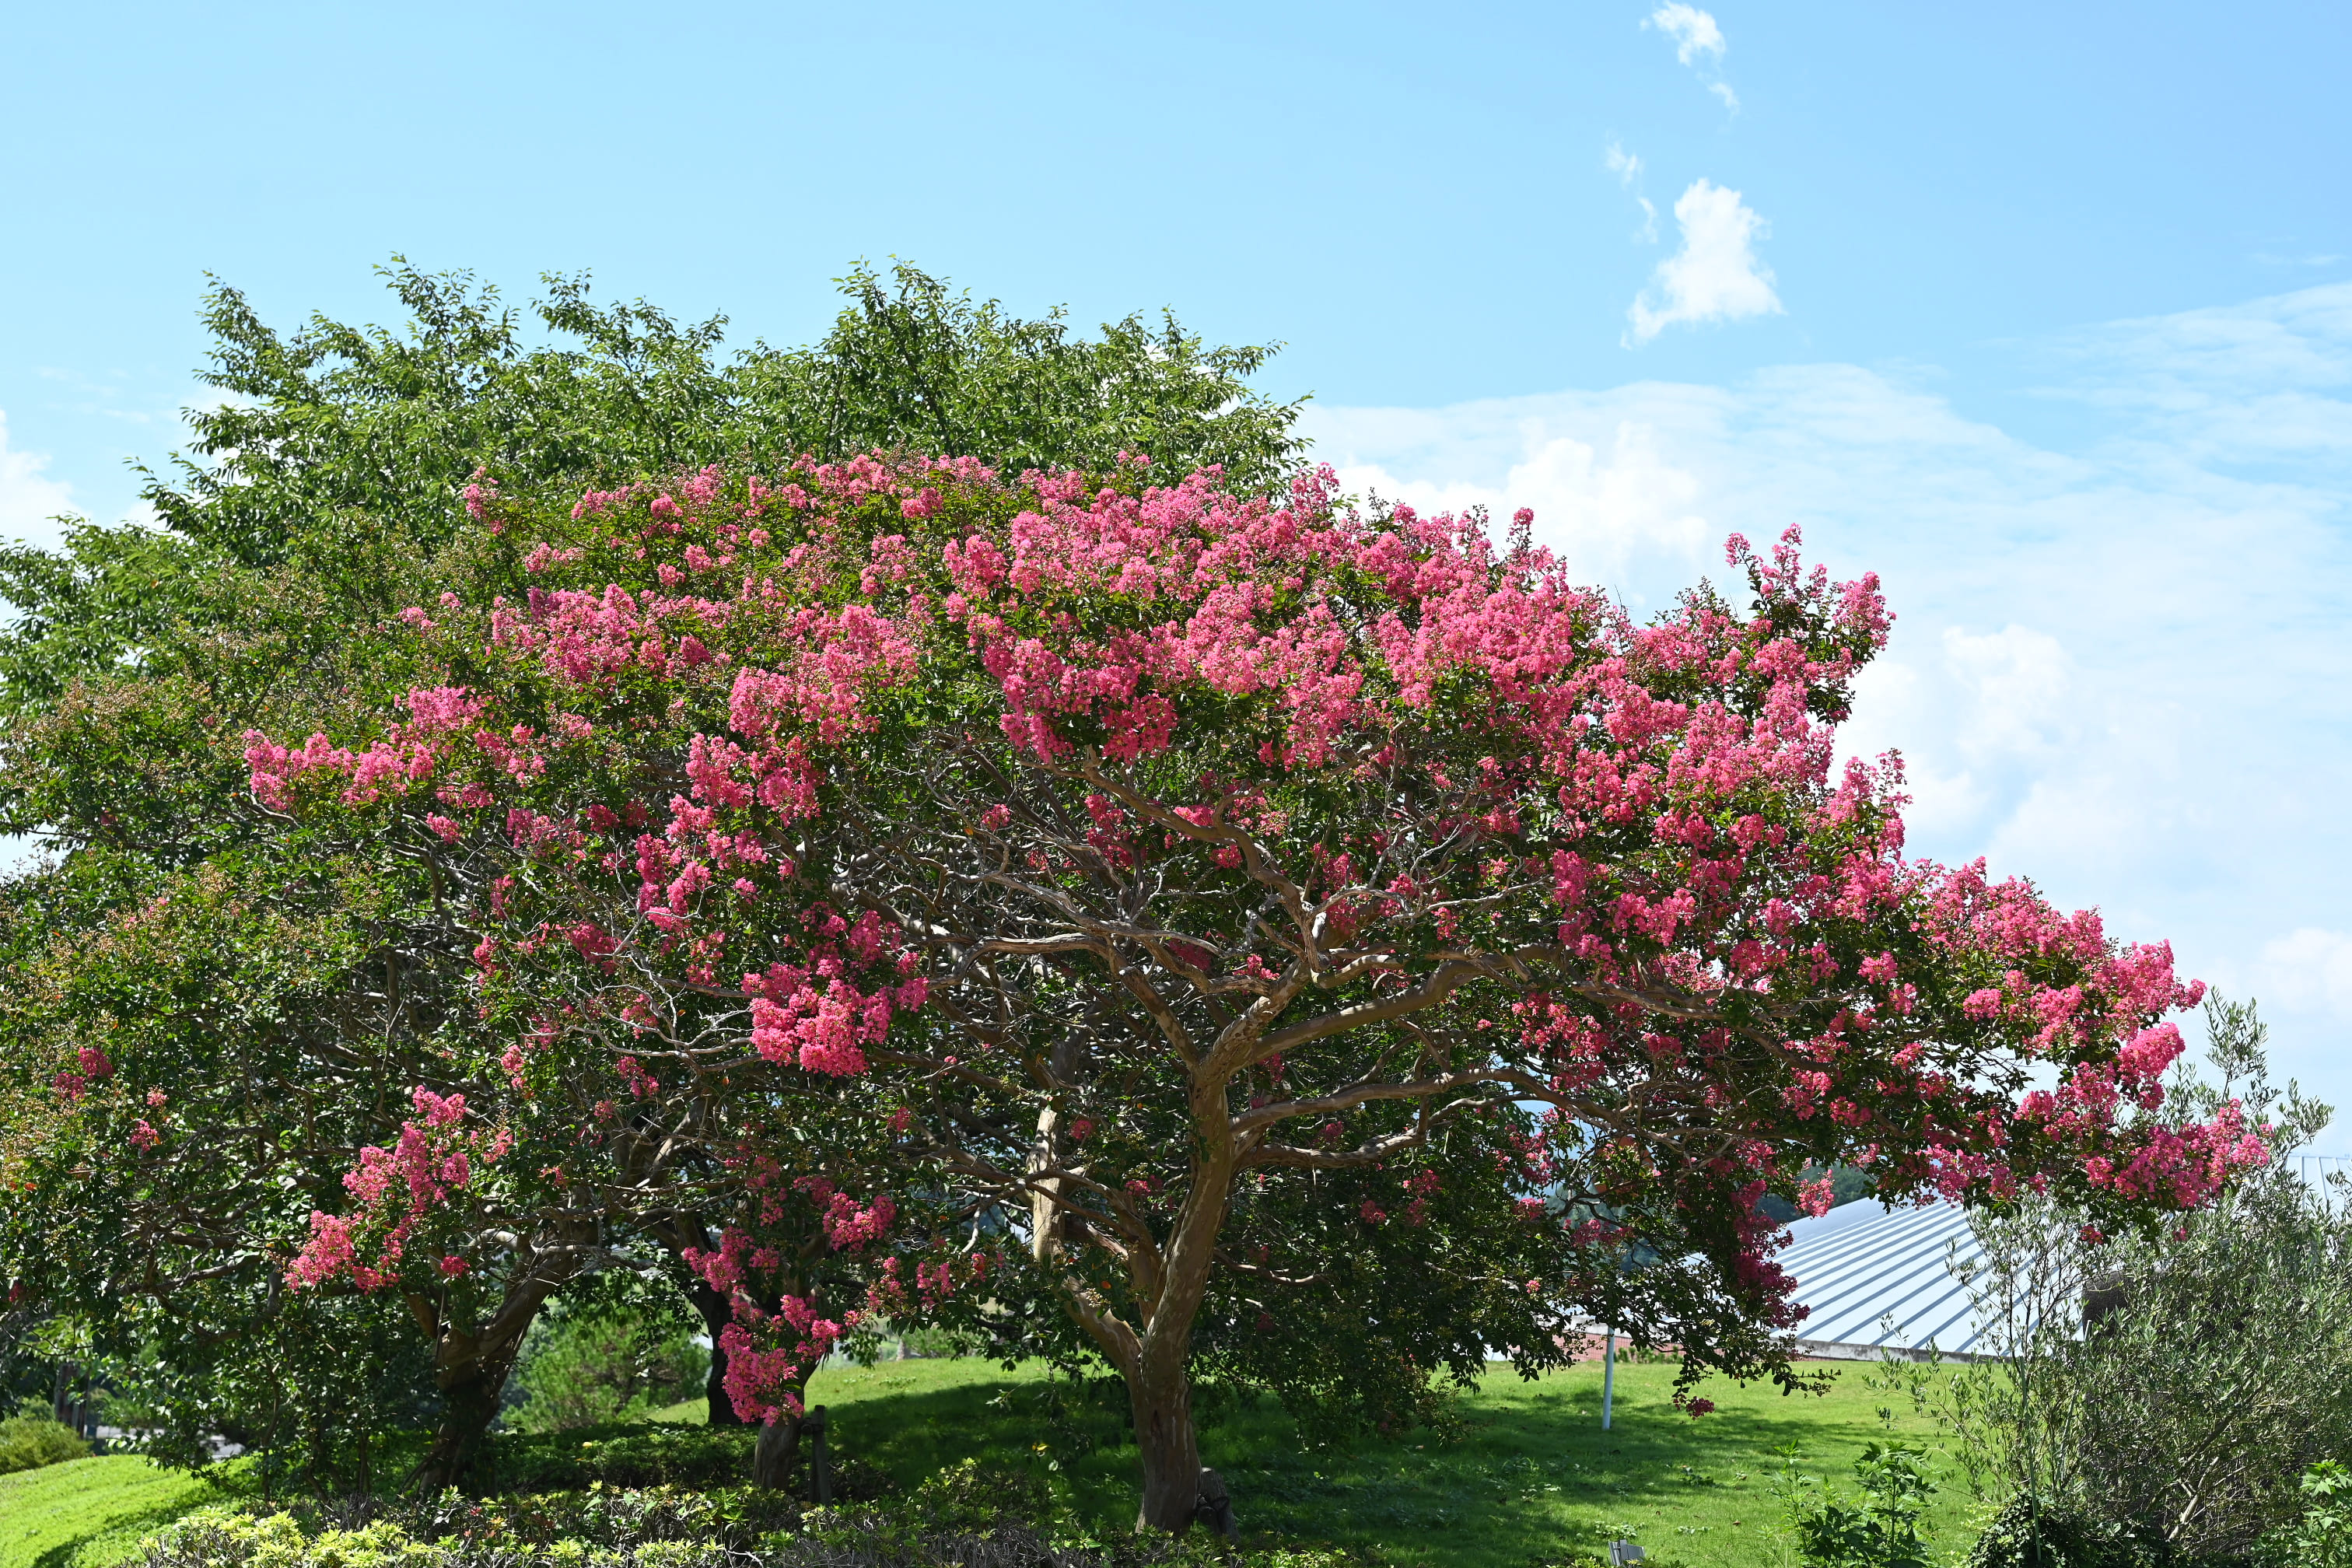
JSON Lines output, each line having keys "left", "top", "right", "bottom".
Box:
{"left": 684, "top": 1276, "right": 745, "bottom": 1426}
{"left": 408, "top": 1277, "right": 558, "bottom": 1494}
{"left": 1129, "top": 1353, "right": 1204, "bottom": 1534}
{"left": 750, "top": 1367, "right": 814, "bottom": 1489}
{"left": 647, "top": 1216, "right": 747, "bottom": 1426}
{"left": 753, "top": 1410, "right": 801, "bottom": 1489}
{"left": 411, "top": 1335, "right": 521, "bottom": 1493}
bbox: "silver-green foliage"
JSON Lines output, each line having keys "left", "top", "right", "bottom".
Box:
{"left": 1943, "top": 996, "right": 2352, "bottom": 1559}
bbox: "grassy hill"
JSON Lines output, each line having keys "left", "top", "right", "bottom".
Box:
{"left": 0, "top": 1455, "right": 221, "bottom": 1568}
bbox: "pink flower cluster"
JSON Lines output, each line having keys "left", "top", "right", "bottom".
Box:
{"left": 285, "top": 1087, "right": 512, "bottom": 1291}
{"left": 796, "top": 1177, "right": 896, "bottom": 1251}
{"left": 243, "top": 688, "right": 485, "bottom": 810}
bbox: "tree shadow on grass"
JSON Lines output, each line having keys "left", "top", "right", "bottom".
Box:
{"left": 792, "top": 1360, "right": 1950, "bottom": 1568}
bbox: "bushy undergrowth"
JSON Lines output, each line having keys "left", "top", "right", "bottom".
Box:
{"left": 0, "top": 1412, "right": 91, "bottom": 1475}
{"left": 131, "top": 1464, "right": 1369, "bottom": 1568}
{"left": 468, "top": 1423, "right": 758, "bottom": 1494}
{"left": 1960, "top": 1498, "right": 2176, "bottom": 1568}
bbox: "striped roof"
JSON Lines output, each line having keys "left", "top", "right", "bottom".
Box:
{"left": 1778, "top": 1199, "right": 1993, "bottom": 1361}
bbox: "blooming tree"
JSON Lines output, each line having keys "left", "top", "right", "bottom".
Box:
{"left": 0, "top": 853, "right": 491, "bottom": 1482}
{"left": 241, "top": 457, "right": 2263, "bottom": 1530}
{"left": 0, "top": 258, "right": 1311, "bottom": 1491}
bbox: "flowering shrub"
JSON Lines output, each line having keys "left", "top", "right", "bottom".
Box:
{"left": 236, "top": 453, "right": 2253, "bottom": 1529}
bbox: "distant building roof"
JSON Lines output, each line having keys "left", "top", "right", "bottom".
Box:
{"left": 1780, "top": 1199, "right": 1993, "bottom": 1362}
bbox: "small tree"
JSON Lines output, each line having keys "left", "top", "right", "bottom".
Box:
{"left": 1945, "top": 996, "right": 2349, "bottom": 1559}
{"left": 507, "top": 1297, "right": 706, "bottom": 1433}
{"left": 242, "top": 457, "right": 2259, "bottom": 1529}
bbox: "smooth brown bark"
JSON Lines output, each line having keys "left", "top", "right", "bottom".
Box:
{"left": 1128, "top": 1360, "right": 1205, "bottom": 1534}
{"left": 750, "top": 1369, "right": 815, "bottom": 1489}
{"left": 752, "top": 1411, "right": 802, "bottom": 1490}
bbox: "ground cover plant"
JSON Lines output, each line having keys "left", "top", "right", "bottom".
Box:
{"left": 765, "top": 1355, "right": 1976, "bottom": 1567}
{"left": 0, "top": 1454, "right": 216, "bottom": 1568}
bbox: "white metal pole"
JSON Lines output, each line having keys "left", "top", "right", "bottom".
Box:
{"left": 1601, "top": 1328, "right": 1615, "bottom": 1430}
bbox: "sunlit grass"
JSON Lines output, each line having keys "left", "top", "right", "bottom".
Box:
{"left": 0, "top": 1454, "right": 223, "bottom": 1568}
{"left": 14, "top": 1357, "right": 1983, "bottom": 1568}
{"left": 654, "top": 1355, "right": 1980, "bottom": 1568}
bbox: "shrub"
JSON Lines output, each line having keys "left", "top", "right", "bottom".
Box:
{"left": 1779, "top": 1440, "right": 1940, "bottom": 1567}
{"left": 1943, "top": 997, "right": 2352, "bottom": 1560}
{"left": 2257, "top": 1461, "right": 2352, "bottom": 1568}
{"left": 0, "top": 1412, "right": 90, "bottom": 1475}
{"left": 469, "top": 1423, "right": 754, "bottom": 1493}
{"left": 133, "top": 1483, "right": 1374, "bottom": 1568}
{"left": 506, "top": 1307, "right": 707, "bottom": 1435}
{"left": 1963, "top": 1500, "right": 2131, "bottom": 1568}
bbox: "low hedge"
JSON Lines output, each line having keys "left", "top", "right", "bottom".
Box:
{"left": 131, "top": 1465, "right": 1374, "bottom": 1568}
{"left": 471, "top": 1424, "right": 759, "bottom": 1494}
{"left": 0, "top": 1413, "right": 90, "bottom": 1475}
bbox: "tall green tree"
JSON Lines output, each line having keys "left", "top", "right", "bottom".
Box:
{"left": 0, "top": 259, "right": 1303, "bottom": 716}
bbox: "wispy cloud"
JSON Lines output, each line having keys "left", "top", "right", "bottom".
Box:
{"left": 1645, "top": 4, "right": 1738, "bottom": 110}
{"left": 2260, "top": 929, "right": 2352, "bottom": 1022}
{"left": 1647, "top": 3, "right": 1724, "bottom": 64}
{"left": 0, "top": 410, "right": 78, "bottom": 545}
{"left": 1626, "top": 179, "right": 1782, "bottom": 343}
{"left": 1301, "top": 279, "right": 2352, "bottom": 1143}
{"left": 1604, "top": 141, "right": 1659, "bottom": 243}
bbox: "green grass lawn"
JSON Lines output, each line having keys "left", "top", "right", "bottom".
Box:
{"left": 0, "top": 1455, "right": 223, "bottom": 1568}
{"left": 661, "top": 1354, "right": 1981, "bottom": 1568}
{"left": 9, "top": 1357, "right": 1979, "bottom": 1568}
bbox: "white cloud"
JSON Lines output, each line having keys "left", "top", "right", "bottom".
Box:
{"left": 1645, "top": 4, "right": 1738, "bottom": 110}
{"left": 1333, "top": 424, "right": 1707, "bottom": 598}
{"left": 1301, "top": 278, "right": 2352, "bottom": 1144}
{"left": 1604, "top": 142, "right": 1659, "bottom": 243}
{"left": 0, "top": 410, "right": 78, "bottom": 545}
{"left": 1647, "top": 3, "right": 1725, "bottom": 65}
{"left": 2260, "top": 929, "right": 2352, "bottom": 1021}
{"left": 1626, "top": 180, "right": 1783, "bottom": 344}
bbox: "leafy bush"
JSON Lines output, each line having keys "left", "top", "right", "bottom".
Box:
{"left": 1779, "top": 1440, "right": 1940, "bottom": 1567}
{"left": 1960, "top": 1498, "right": 2175, "bottom": 1568}
{"left": 0, "top": 1412, "right": 90, "bottom": 1474}
{"left": 2258, "top": 1461, "right": 2352, "bottom": 1568}
{"left": 470, "top": 1423, "right": 755, "bottom": 1493}
{"left": 1944, "top": 997, "right": 2352, "bottom": 1560}
{"left": 506, "top": 1307, "right": 706, "bottom": 1435}
{"left": 466, "top": 1421, "right": 891, "bottom": 1502}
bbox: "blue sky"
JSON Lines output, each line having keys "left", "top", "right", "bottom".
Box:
{"left": 5, "top": 2, "right": 2351, "bottom": 1139}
